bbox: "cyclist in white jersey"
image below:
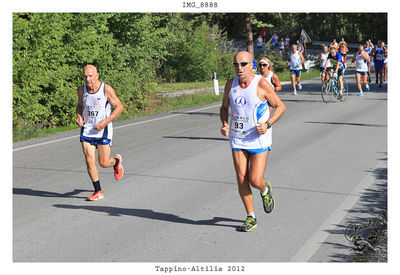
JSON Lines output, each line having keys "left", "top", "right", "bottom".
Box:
{"left": 351, "top": 45, "right": 371, "bottom": 96}
{"left": 76, "top": 65, "right": 124, "bottom": 201}
{"left": 220, "top": 51, "right": 286, "bottom": 232}
{"left": 318, "top": 45, "right": 332, "bottom": 83}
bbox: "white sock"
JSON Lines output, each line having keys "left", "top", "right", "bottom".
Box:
{"left": 261, "top": 185, "right": 269, "bottom": 196}
{"left": 247, "top": 212, "right": 256, "bottom": 218}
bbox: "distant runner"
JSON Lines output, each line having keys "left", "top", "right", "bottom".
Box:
{"left": 351, "top": 45, "right": 371, "bottom": 96}
{"left": 319, "top": 45, "right": 332, "bottom": 83}
{"left": 372, "top": 40, "right": 385, "bottom": 88}
{"left": 289, "top": 44, "right": 305, "bottom": 95}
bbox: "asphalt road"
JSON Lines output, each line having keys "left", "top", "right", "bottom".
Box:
{"left": 13, "top": 66, "right": 387, "bottom": 264}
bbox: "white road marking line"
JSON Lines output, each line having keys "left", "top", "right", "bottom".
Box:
{"left": 291, "top": 160, "right": 385, "bottom": 262}
{"left": 13, "top": 103, "right": 220, "bottom": 152}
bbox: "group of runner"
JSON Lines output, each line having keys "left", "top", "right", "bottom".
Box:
{"left": 76, "top": 37, "right": 386, "bottom": 232}
{"left": 318, "top": 38, "right": 388, "bottom": 96}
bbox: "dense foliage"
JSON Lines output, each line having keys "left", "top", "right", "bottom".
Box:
{"left": 13, "top": 13, "right": 235, "bottom": 130}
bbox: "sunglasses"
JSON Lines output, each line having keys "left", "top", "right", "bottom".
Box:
{"left": 259, "top": 63, "right": 269, "bottom": 68}
{"left": 233, "top": 62, "right": 251, "bottom": 67}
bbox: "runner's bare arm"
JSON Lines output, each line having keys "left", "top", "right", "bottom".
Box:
{"left": 299, "top": 52, "right": 305, "bottom": 65}
{"left": 272, "top": 74, "right": 282, "bottom": 92}
{"left": 95, "top": 84, "right": 124, "bottom": 131}
{"left": 220, "top": 78, "right": 233, "bottom": 136}
{"left": 362, "top": 51, "right": 371, "bottom": 62}
{"left": 76, "top": 87, "right": 84, "bottom": 126}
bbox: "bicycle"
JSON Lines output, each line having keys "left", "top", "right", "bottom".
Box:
{"left": 321, "top": 69, "right": 349, "bottom": 103}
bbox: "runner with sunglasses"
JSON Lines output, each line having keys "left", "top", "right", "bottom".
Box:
{"left": 220, "top": 51, "right": 286, "bottom": 232}
{"left": 259, "top": 57, "right": 282, "bottom": 93}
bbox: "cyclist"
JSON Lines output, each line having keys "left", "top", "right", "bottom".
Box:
{"left": 323, "top": 46, "right": 346, "bottom": 97}
{"left": 350, "top": 45, "right": 371, "bottom": 96}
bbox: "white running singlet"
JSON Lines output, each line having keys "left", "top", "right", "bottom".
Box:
{"left": 320, "top": 52, "right": 331, "bottom": 68}
{"left": 229, "top": 75, "right": 272, "bottom": 150}
{"left": 81, "top": 82, "right": 113, "bottom": 140}
{"left": 355, "top": 52, "right": 368, "bottom": 72}
{"left": 264, "top": 71, "right": 275, "bottom": 88}
{"left": 290, "top": 51, "right": 302, "bottom": 70}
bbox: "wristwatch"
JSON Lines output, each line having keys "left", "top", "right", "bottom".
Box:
{"left": 266, "top": 122, "right": 272, "bottom": 129}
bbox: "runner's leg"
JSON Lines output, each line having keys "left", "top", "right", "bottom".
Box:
{"left": 81, "top": 141, "right": 99, "bottom": 182}
{"left": 356, "top": 73, "right": 362, "bottom": 92}
{"left": 291, "top": 73, "right": 296, "bottom": 91}
{"left": 232, "top": 150, "right": 254, "bottom": 215}
{"left": 248, "top": 151, "right": 268, "bottom": 193}
{"left": 98, "top": 144, "right": 116, "bottom": 168}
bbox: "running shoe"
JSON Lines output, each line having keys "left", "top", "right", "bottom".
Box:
{"left": 238, "top": 216, "right": 257, "bottom": 232}
{"left": 293, "top": 90, "right": 297, "bottom": 96}
{"left": 113, "top": 154, "right": 124, "bottom": 180}
{"left": 358, "top": 91, "right": 364, "bottom": 96}
{"left": 261, "top": 181, "right": 275, "bottom": 213}
{"left": 365, "top": 84, "right": 370, "bottom": 91}
{"left": 297, "top": 83, "right": 302, "bottom": 90}
{"left": 87, "top": 190, "right": 104, "bottom": 201}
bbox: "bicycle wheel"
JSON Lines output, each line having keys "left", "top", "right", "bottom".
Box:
{"left": 339, "top": 79, "right": 349, "bottom": 102}
{"left": 321, "top": 80, "right": 336, "bottom": 103}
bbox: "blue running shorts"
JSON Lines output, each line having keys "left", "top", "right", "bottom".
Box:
{"left": 232, "top": 147, "right": 271, "bottom": 155}
{"left": 80, "top": 136, "right": 111, "bottom": 147}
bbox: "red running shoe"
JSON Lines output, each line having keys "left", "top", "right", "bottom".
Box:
{"left": 113, "top": 154, "right": 124, "bottom": 180}
{"left": 87, "top": 190, "right": 104, "bottom": 201}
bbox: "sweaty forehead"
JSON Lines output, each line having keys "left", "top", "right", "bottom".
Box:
{"left": 83, "top": 65, "right": 98, "bottom": 75}
{"left": 234, "top": 52, "right": 251, "bottom": 62}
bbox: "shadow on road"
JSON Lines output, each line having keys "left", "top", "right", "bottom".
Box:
{"left": 320, "top": 153, "right": 387, "bottom": 262}
{"left": 53, "top": 204, "right": 243, "bottom": 229}
{"left": 304, "top": 121, "right": 386, "bottom": 128}
{"left": 171, "top": 111, "right": 220, "bottom": 117}
{"left": 13, "top": 188, "right": 90, "bottom": 199}
{"left": 163, "top": 136, "right": 228, "bottom": 141}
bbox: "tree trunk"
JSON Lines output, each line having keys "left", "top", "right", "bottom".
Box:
{"left": 245, "top": 13, "right": 254, "bottom": 58}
